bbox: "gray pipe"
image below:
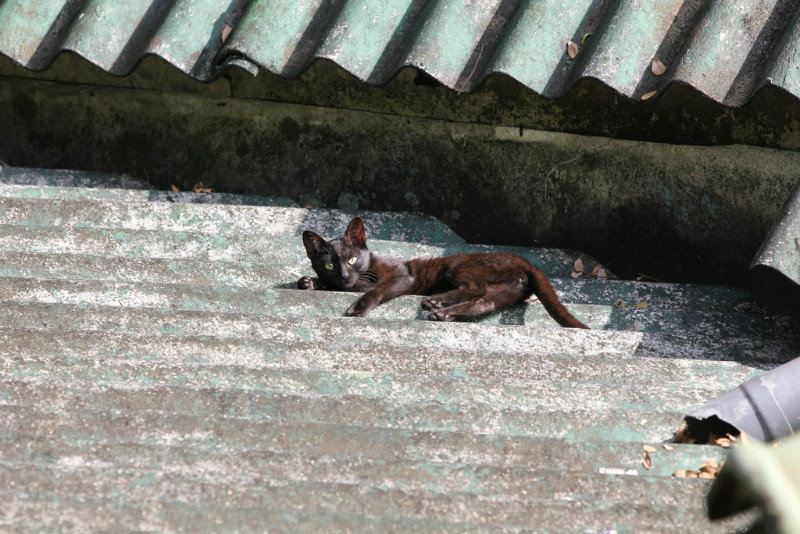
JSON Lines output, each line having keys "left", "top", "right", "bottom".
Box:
{"left": 685, "top": 357, "right": 800, "bottom": 442}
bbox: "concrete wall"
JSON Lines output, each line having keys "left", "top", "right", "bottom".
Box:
{"left": 0, "top": 53, "right": 798, "bottom": 286}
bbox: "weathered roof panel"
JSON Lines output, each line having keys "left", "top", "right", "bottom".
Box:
{"left": 2, "top": 0, "right": 800, "bottom": 105}
{"left": 1, "top": 164, "right": 795, "bottom": 530}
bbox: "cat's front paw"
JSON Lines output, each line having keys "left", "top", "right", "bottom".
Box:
{"left": 345, "top": 301, "right": 369, "bottom": 318}
{"left": 427, "top": 310, "right": 455, "bottom": 322}
{"left": 297, "top": 276, "right": 319, "bottom": 290}
{"left": 421, "top": 297, "right": 443, "bottom": 310}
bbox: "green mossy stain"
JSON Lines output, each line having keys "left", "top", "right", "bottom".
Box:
{"left": 278, "top": 116, "right": 301, "bottom": 142}
{"left": 11, "top": 93, "right": 37, "bottom": 126}
{"left": 337, "top": 192, "right": 359, "bottom": 212}
{"left": 291, "top": 325, "right": 312, "bottom": 341}
{"left": 159, "top": 325, "right": 187, "bottom": 335}
{"left": 130, "top": 473, "right": 158, "bottom": 488}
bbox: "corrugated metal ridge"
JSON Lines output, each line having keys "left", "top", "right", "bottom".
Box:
{"left": 751, "top": 177, "right": 800, "bottom": 309}
{"left": 1, "top": 0, "right": 800, "bottom": 106}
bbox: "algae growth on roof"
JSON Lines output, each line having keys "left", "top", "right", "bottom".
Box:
{"left": 1, "top": 0, "right": 800, "bottom": 105}
{"left": 0, "top": 165, "right": 796, "bottom": 530}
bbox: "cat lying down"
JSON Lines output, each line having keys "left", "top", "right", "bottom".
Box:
{"left": 297, "top": 217, "right": 588, "bottom": 328}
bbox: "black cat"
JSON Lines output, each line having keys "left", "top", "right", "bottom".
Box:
{"left": 298, "top": 217, "right": 588, "bottom": 328}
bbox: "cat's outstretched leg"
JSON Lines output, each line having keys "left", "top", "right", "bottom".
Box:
{"left": 345, "top": 275, "right": 414, "bottom": 317}
{"left": 428, "top": 284, "right": 524, "bottom": 321}
{"left": 421, "top": 285, "right": 484, "bottom": 310}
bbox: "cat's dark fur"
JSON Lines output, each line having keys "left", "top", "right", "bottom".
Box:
{"left": 298, "top": 217, "right": 588, "bottom": 328}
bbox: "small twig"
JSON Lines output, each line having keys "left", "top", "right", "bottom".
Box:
{"left": 542, "top": 126, "right": 622, "bottom": 202}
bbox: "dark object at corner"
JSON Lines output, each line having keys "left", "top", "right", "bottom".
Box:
{"left": 707, "top": 434, "right": 800, "bottom": 533}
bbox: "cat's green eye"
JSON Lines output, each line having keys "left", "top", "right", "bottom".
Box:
{"left": 348, "top": 257, "right": 358, "bottom": 265}
{"left": 324, "top": 262, "right": 334, "bottom": 270}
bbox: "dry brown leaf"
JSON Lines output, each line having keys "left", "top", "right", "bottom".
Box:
{"left": 663, "top": 443, "right": 674, "bottom": 451}
{"left": 700, "top": 461, "right": 719, "bottom": 474}
{"left": 642, "top": 445, "right": 656, "bottom": 453}
{"left": 617, "top": 301, "right": 628, "bottom": 307}
{"left": 642, "top": 451, "right": 652, "bottom": 469}
{"left": 571, "top": 257, "right": 584, "bottom": 278}
{"left": 221, "top": 25, "right": 232, "bottom": 43}
{"left": 633, "top": 301, "right": 648, "bottom": 309}
{"left": 170, "top": 184, "right": 180, "bottom": 192}
{"left": 686, "top": 471, "right": 698, "bottom": 478}
{"left": 193, "top": 182, "right": 214, "bottom": 193}
{"left": 567, "top": 41, "right": 579, "bottom": 59}
{"left": 651, "top": 57, "right": 667, "bottom": 75}
{"left": 673, "top": 469, "right": 687, "bottom": 478}
{"left": 590, "top": 264, "right": 608, "bottom": 279}
{"left": 715, "top": 437, "right": 732, "bottom": 448}
{"left": 698, "top": 471, "right": 715, "bottom": 479}
{"left": 641, "top": 90, "right": 657, "bottom": 101}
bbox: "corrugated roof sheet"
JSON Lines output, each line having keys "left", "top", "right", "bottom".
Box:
{"left": 3, "top": 165, "right": 798, "bottom": 530}
{"left": 2, "top": 0, "right": 800, "bottom": 105}
{"left": 751, "top": 177, "right": 800, "bottom": 309}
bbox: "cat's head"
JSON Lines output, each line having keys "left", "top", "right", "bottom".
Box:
{"left": 302, "top": 217, "right": 372, "bottom": 290}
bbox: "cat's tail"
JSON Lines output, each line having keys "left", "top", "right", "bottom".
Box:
{"left": 526, "top": 267, "right": 589, "bottom": 329}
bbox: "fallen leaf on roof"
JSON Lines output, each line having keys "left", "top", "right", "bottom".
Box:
{"left": 170, "top": 184, "right": 180, "bottom": 192}
{"left": 675, "top": 460, "right": 724, "bottom": 480}
{"left": 642, "top": 451, "right": 652, "bottom": 469}
{"left": 642, "top": 445, "right": 656, "bottom": 453}
{"left": 651, "top": 57, "right": 667, "bottom": 75}
{"left": 700, "top": 461, "right": 719, "bottom": 474}
{"left": 663, "top": 443, "right": 674, "bottom": 451}
{"left": 571, "top": 258, "right": 584, "bottom": 278}
{"left": 590, "top": 264, "right": 608, "bottom": 279}
{"left": 567, "top": 41, "right": 579, "bottom": 59}
{"left": 715, "top": 437, "right": 732, "bottom": 448}
{"left": 641, "top": 90, "right": 657, "bottom": 101}
{"left": 581, "top": 32, "right": 592, "bottom": 44}
{"left": 616, "top": 301, "right": 627, "bottom": 307}
{"left": 193, "top": 182, "right": 214, "bottom": 193}
{"left": 222, "top": 25, "right": 232, "bottom": 43}
{"left": 633, "top": 301, "right": 648, "bottom": 309}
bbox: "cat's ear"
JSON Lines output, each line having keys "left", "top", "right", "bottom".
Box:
{"left": 344, "top": 217, "right": 367, "bottom": 248}
{"left": 302, "top": 231, "right": 329, "bottom": 258}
